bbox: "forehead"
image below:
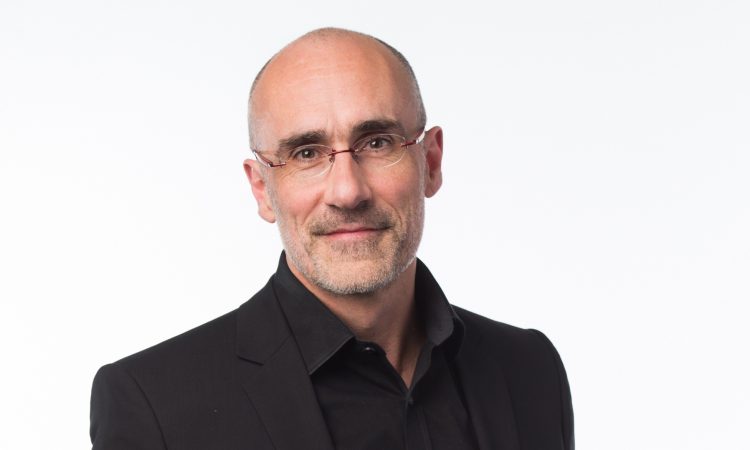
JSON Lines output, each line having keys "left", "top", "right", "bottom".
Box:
{"left": 251, "top": 35, "right": 419, "bottom": 148}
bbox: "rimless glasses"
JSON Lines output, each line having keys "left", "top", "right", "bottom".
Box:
{"left": 252, "top": 130, "right": 425, "bottom": 180}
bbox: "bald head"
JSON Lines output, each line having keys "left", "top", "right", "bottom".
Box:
{"left": 248, "top": 28, "right": 426, "bottom": 149}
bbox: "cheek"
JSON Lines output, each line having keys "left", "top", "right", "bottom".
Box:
{"left": 396, "top": 158, "right": 427, "bottom": 196}
{"left": 377, "top": 171, "right": 425, "bottom": 219}
{"left": 271, "top": 183, "right": 321, "bottom": 229}
{"left": 377, "top": 154, "right": 425, "bottom": 192}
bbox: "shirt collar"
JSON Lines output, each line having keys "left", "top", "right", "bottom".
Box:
{"left": 271, "top": 252, "right": 464, "bottom": 375}
{"left": 414, "top": 258, "right": 464, "bottom": 358}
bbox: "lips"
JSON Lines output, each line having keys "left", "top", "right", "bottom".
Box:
{"left": 316, "top": 226, "right": 390, "bottom": 245}
{"left": 324, "top": 225, "right": 386, "bottom": 235}
{"left": 309, "top": 209, "right": 394, "bottom": 237}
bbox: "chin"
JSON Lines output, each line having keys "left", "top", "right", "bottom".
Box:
{"left": 308, "top": 253, "right": 414, "bottom": 296}
{"left": 313, "top": 271, "right": 395, "bottom": 296}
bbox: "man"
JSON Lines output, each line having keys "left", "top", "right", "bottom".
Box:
{"left": 90, "top": 28, "right": 574, "bottom": 450}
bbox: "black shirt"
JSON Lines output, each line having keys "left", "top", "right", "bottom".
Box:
{"left": 272, "top": 255, "right": 479, "bottom": 450}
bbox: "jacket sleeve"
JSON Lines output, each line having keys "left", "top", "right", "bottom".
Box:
{"left": 90, "top": 363, "right": 167, "bottom": 450}
{"left": 531, "top": 329, "right": 575, "bottom": 450}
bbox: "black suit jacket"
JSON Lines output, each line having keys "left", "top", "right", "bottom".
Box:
{"left": 91, "top": 277, "right": 574, "bottom": 450}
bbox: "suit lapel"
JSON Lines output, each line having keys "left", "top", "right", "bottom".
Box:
{"left": 455, "top": 320, "right": 521, "bottom": 450}
{"left": 241, "top": 337, "right": 335, "bottom": 450}
{"left": 235, "top": 280, "right": 335, "bottom": 450}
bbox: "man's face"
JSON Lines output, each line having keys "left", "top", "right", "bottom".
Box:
{"left": 246, "top": 35, "right": 442, "bottom": 296}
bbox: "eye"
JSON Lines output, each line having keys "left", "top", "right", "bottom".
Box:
{"left": 361, "top": 134, "right": 396, "bottom": 152}
{"left": 289, "top": 145, "right": 325, "bottom": 162}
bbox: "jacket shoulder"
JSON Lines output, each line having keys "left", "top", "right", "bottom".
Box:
{"left": 454, "top": 306, "right": 532, "bottom": 339}
{"left": 454, "top": 306, "right": 561, "bottom": 362}
{"left": 453, "top": 306, "right": 575, "bottom": 450}
{"left": 111, "top": 308, "right": 239, "bottom": 373}
{"left": 91, "top": 293, "right": 276, "bottom": 449}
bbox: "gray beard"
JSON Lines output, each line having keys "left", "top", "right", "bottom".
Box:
{"left": 280, "top": 204, "right": 424, "bottom": 296}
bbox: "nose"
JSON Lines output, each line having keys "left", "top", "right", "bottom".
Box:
{"left": 322, "top": 151, "right": 372, "bottom": 210}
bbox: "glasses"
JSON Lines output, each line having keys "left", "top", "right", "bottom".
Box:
{"left": 253, "top": 131, "right": 424, "bottom": 180}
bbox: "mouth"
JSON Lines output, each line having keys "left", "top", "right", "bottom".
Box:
{"left": 321, "top": 225, "right": 389, "bottom": 240}
{"left": 308, "top": 210, "right": 394, "bottom": 242}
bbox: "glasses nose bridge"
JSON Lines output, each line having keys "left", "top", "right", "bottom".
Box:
{"left": 327, "top": 146, "right": 357, "bottom": 163}
{"left": 324, "top": 145, "right": 370, "bottom": 182}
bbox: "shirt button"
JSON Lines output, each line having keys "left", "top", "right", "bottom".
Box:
{"left": 407, "top": 396, "right": 415, "bottom": 406}
{"left": 362, "top": 345, "right": 376, "bottom": 353}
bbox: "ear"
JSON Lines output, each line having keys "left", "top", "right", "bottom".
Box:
{"left": 243, "top": 159, "right": 276, "bottom": 223}
{"left": 422, "top": 126, "right": 443, "bottom": 198}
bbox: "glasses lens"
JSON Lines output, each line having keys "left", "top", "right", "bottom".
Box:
{"left": 277, "top": 134, "right": 413, "bottom": 180}
{"left": 355, "top": 134, "right": 408, "bottom": 169}
{"left": 284, "top": 144, "right": 333, "bottom": 178}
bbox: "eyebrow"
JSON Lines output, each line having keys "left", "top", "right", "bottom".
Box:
{"left": 352, "top": 119, "right": 405, "bottom": 136}
{"left": 275, "top": 118, "right": 406, "bottom": 154}
{"left": 277, "top": 130, "right": 327, "bottom": 152}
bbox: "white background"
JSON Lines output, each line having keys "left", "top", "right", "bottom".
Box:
{"left": 1, "top": 0, "right": 748, "bottom": 448}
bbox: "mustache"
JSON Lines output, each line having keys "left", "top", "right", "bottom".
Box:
{"left": 308, "top": 208, "right": 394, "bottom": 235}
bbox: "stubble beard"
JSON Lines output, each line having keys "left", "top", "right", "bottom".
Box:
{"left": 273, "top": 199, "right": 425, "bottom": 296}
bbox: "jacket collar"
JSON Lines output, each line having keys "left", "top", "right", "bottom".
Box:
{"left": 235, "top": 276, "right": 290, "bottom": 364}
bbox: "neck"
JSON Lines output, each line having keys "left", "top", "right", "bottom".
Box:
{"left": 289, "top": 257, "right": 425, "bottom": 386}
